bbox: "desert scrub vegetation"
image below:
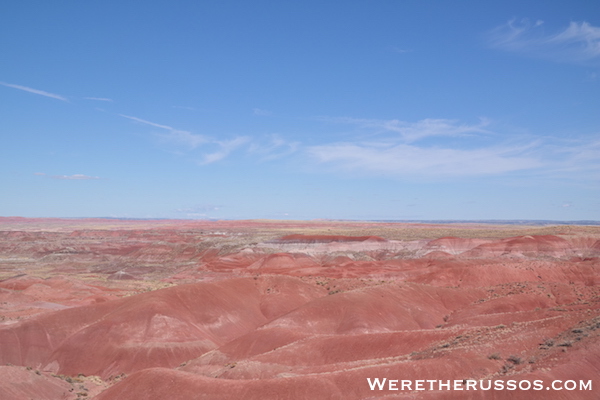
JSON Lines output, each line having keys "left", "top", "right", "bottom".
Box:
{"left": 506, "top": 355, "right": 522, "bottom": 365}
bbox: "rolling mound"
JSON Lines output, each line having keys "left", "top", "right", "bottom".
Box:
{"left": 0, "top": 218, "right": 598, "bottom": 398}
{"left": 0, "top": 366, "right": 75, "bottom": 400}
{"left": 462, "top": 235, "right": 573, "bottom": 258}
{"left": 0, "top": 276, "right": 327, "bottom": 379}
{"left": 277, "top": 234, "right": 387, "bottom": 243}
{"left": 423, "top": 236, "right": 490, "bottom": 255}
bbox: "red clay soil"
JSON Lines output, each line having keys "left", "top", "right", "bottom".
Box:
{"left": 0, "top": 365, "right": 108, "bottom": 400}
{"left": 0, "top": 275, "right": 125, "bottom": 320}
{"left": 0, "top": 365, "right": 76, "bottom": 400}
{"left": 0, "top": 218, "right": 598, "bottom": 399}
{"left": 423, "top": 236, "right": 490, "bottom": 255}
{"left": 461, "top": 235, "right": 576, "bottom": 258}
{"left": 0, "top": 276, "right": 326, "bottom": 379}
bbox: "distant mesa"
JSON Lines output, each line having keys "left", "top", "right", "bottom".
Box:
{"left": 276, "top": 234, "right": 386, "bottom": 244}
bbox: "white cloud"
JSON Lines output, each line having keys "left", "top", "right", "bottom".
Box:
{"left": 0, "top": 82, "right": 68, "bottom": 101}
{"left": 120, "top": 114, "right": 208, "bottom": 149}
{"left": 308, "top": 142, "right": 541, "bottom": 177}
{"left": 247, "top": 134, "right": 300, "bottom": 160}
{"left": 322, "top": 117, "right": 490, "bottom": 143}
{"left": 175, "top": 205, "right": 221, "bottom": 214}
{"left": 163, "top": 130, "right": 209, "bottom": 149}
{"left": 200, "top": 137, "right": 251, "bottom": 164}
{"left": 487, "top": 19, "right": 600, "bottom": 65}
{"left": 84, "top": 97, "right": 113, "bottom": 102}
{"left": 306, "top": 119, "right": 600, "bottom": 180}
{"left": 119, "top": 114, "right": 301, "bottom": 165}
{"left": 537, "top": 138, "right": 600, "bottom": 180}
{"left": 119, "top": 110, "right": 599, "bottom": 181}
{"left": 119, "top": 114, "right": 175, "bottom": 130}
{"left": 50, "top": 174, "right": 101, "bottom": 180}
{"left": 35, "top": 172, "right": 101, "bottom": 180}
{"left": 120, "top": 114, "right": 253, "bottom": 163}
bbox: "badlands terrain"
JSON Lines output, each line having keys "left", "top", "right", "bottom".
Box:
{"left": 0, "top": 217, "right": 598, "bottom": 399}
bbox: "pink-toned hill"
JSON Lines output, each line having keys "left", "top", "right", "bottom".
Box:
{"left": 423, "top": 236, "right": 490, "bottom": 255}
{"left": 0, "top": 219, "right": 598, "bottom": 399}
{"left": 277, "top": 234, "right": 386, "bottom": 243}
{"left": 0, "top": 276, "right": 326, "bottom": 379}
{"left": 0, "top": 366, "right": 75, "bottom": 400}
{"left": 462, "top": 235, "right": 573, "bottom": 258}
{"left": 0, "top": 275, "right": 123, "bottom": 320}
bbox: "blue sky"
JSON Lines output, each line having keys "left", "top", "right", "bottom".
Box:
{"left": 1, "top": 1, "right": 598, "bottom": 220}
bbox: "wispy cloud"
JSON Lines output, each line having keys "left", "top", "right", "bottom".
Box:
{"left": 200, "top": 137, "right": 251, "bottom": 164}
{"left": 164, "top": 130, "right": 209, "bottom": 149}
{"left": 0, "top": 82, "right": 68, "bottom": 101}
{"left": 176, "top": 204, "right": 221, "bottom": 213}
{"left": 120, "top": 114, "right": 296, "bottom": 164}
{"left": 120, "top": 114, "right": 208, "bottom": 149}
{"left": 52, "top": 174, "right": 101, "bottom": 180}
{"left": 248, "top": 134, "right": 300, "bottom": 161}
{"left": 307, "top": 117, "right": 600, "bottom": 180}
{"left": 487, "top": 19, "right": 600, "bottom": 65}
{"left": 35, "top": 173, "right": 101, "bottom": 180}
{"left": 537, "top": 138, "right": 600, "bottom": 181}
{"left": 84, "top": 97, "right": 113, "bottom": 102}
{"left": 175, "top": 204, "right": 221, "bottom": 218}
{"left": 119, "top": 110, "right": 599, "bottom": 181}
{"left": 119, "top": 114, "right": 175, "bottom": 130}
{"left": 320, "top": 117, "right": 490, "bottom": 143}
{"left": 308, "top": 142, "right": 541, "bottom": 177}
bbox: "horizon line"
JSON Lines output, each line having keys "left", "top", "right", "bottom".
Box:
{"left": 0, "top": 216, "right": 598, "bottom": 226}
